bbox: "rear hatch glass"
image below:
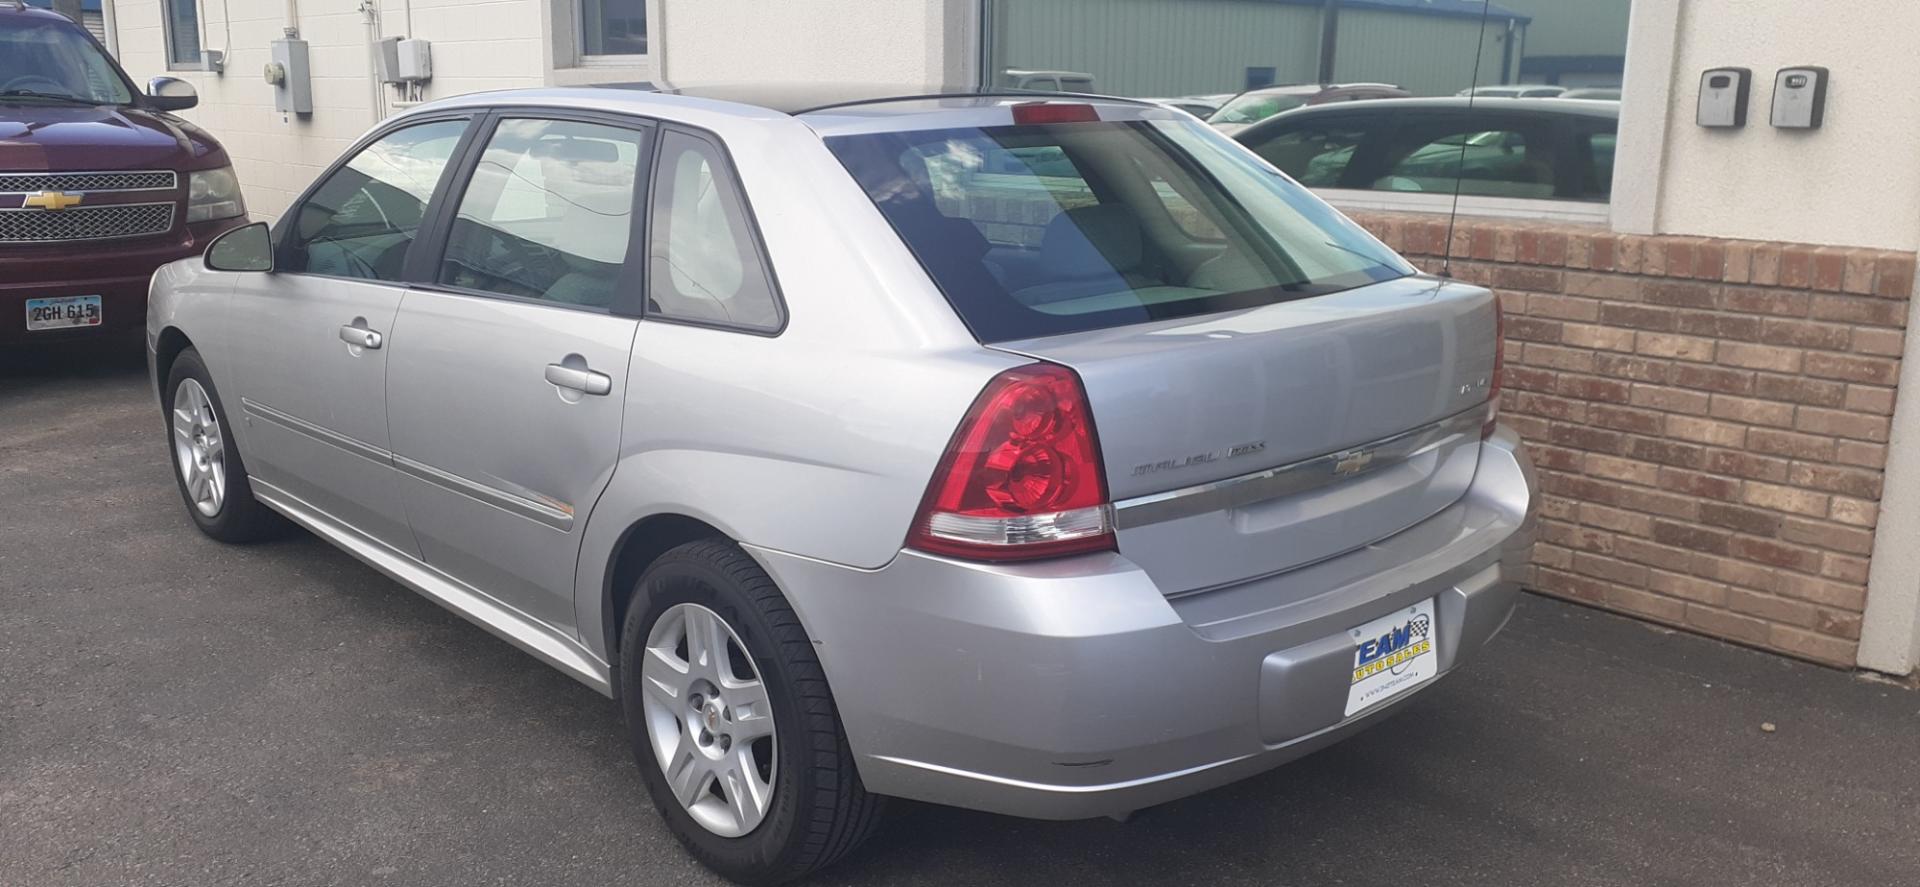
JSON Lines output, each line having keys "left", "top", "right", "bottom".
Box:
{"left": 824, "top": 117, "right": 1411, "bottom": 343}
{"left": 828, "top": 111, "right": 1494, "bottom": 596}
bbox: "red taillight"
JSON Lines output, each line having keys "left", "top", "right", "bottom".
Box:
{"left": 909, "top": 363, "right": 1115, "bottom": 562}
{"left": 1483, "top": 297, "right": 1505, "bottom": 438}
{"left": 1011, "top": 102, "right": 1100, "bottom": 126}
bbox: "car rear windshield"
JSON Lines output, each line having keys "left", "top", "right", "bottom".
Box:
{"left": 1209, "top": 94, "right": 1308, "bottom": 126}
{"left": 0, "top": 16, "right": 132, "bottom": 106}
{"left": 827, "top": 117, "right": 1411, "bottom": 343}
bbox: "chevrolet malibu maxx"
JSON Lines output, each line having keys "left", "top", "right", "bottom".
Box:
{"left": 2, "top": 4, "right": 246, "bottom": 346}
{"left": 148, "top": 85, "right": 1535, "bottom": 884}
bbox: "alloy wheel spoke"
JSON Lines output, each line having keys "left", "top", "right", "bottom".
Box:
{"left": 682, "top": 608, "right": 728, "bottom": 681}
{"left": 726, "top": 682, "right": 775, "bottom": 741}
{"left": 722, "top": 746, "right": 772, "bottom": 830}
{"left": 665, "top": 744, "right": 710, "bottom": 808}
{"left": 172, "top": 406, "right": 196, "bottom": 445}
{"left": 640, "top": 646, "right": 689, "bottom": 707}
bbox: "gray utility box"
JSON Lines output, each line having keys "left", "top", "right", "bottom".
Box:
{"left": 268, "top": 38, "right": 313, "bottom": 115}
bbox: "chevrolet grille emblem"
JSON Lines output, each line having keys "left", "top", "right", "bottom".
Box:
{"left": 23, "top": 190, "right": 83, "bottom": 211}
{"left": 1332, "top": 449, "right": 1375, "bottom": 477}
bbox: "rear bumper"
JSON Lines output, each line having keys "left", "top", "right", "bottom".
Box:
{"left": 0, "top": 217, "right": 244, "bottom": 346}
{"left": 750, "top": 427, "right": 1536, "bottom": 820}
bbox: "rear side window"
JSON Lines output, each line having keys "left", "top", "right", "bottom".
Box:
{"left": 1575, "top": 123, "right": 1618, "bottom": 201}
{"left": 828, "top": 118, "right": 1410, "bottom": 343}
{"left": 1377, "top": 116, "right": 1558, "bottom": 200}
{"left": 646, "top": 130, "right": 783, "bottom": 332}
{"left": 438, "top": 118, "right": 645, "bottom": 308}
{"left": 1244, "top": 122, "right": 1369, "bottom": 187}
{"left": 283, "top": 120, "right": 467, "bottom": 280}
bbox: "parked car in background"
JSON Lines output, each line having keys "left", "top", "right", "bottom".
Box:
{"left": 1236, "top": 97, "right": 1618, "bottom": 203}
{"left": 1207, "top": 82, "right": 1409, "bottom": 134}
{"left": 0, "top": 4, "right": 246, "bottom": 347}
{"left": 1560, "top": 87, "right": 1622, "bottom": 101}
{"left": 150, "top": 85, "right": 1533, "bottom": 884}
{"left": 1000, "top": 68, "right": 1096, "bottom": 92}
{"left": 1457, "top": 84, "right": 1567, "bottom": 99}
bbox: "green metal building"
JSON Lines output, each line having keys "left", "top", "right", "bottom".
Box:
{"left": 987, "top": 0, "right": 1538, "bottom": 99}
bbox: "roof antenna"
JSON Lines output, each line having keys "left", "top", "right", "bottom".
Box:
{"left": 1440, "top": 0, "right": 1497, "bottom": 279}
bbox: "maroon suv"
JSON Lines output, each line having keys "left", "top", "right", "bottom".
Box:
{"left": 1, "top": 5, "right": 246, "bottom": 347}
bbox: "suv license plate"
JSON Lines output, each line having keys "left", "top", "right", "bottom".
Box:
{"left": 1344, "top": 597, "right": 1438, "bottom": 717}
{"left": 26, "top": 295, "right": 103, "bottom": 331}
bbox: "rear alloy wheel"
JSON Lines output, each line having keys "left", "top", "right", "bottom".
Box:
{"left": 640, "top": 602, "right": 779, "bottom": 838}
{"left": 620, "top": 540, "right": 884, "bottom": 885}
{"left": 163, "top": 348, "right": 288, "bottom": 543}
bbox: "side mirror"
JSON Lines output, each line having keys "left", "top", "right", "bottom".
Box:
{"left": 147, "top": 76, "right": 198, "bottom": 112}
{"left": 206, "top": 222, "right": 273, "bottom": 273}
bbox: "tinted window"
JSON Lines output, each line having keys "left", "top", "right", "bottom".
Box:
{"left": 284, "top": 120, "right": 467, "bottom": 280}
{"left": 646, "top": 131, "right": 783, "bottom": 331}
{"left": 438, "top": 118, "right": 644, "bottom": 308}
{"left": 828, "top": 119, "right": 1410, "bottom": 343}
{"left": 1244, "top": 123, "right": 1369, "bottom": 188}
{"left": 0, "top": 16, "right": 131, "bottom": 104}
{"left": 1377, "top": 117, "right": 1558, "bottom": 199}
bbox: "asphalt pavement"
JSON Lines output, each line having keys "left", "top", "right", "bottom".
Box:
{"left": 3, "top": 346, "right": 1917, "bottom": 887}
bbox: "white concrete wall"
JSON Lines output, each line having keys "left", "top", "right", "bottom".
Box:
{"left": 656, "top": 0, "right": 967, "bottom": 86}
{"left": 110, "top": 0, "right": 572, "bottom": 220}
{"left": 1614, "top": 0, "right": 1920, "bottom": 252}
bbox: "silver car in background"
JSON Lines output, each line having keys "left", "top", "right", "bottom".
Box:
{"left": 149, "top": 85, "right": 1535, "bottom": 884}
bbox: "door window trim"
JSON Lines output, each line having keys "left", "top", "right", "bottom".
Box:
{"left": 405, "top": 107, "right": 657, "bottom": 317}
{"left": 269, "top": 112, "right": 482, "bottom": 284}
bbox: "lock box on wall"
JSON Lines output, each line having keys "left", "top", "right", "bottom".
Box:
{"left": 1771, "top": 66, "right": 1828, "bottom": 129}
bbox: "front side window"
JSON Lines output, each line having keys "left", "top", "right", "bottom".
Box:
{"left": 439, "top": 118, "right": 645, "bottom": 308}
{"left": 162, "top": 0, "right": 202, "bottom": 69}
{"left": 283, "top": 120, "right": 468, "bottom": 281}
{"left": 828, "top": 118, "right": 1411, "bottom": 343}
{"left": 0, "top": 14, "right": 133, "bottom": 104}
{"left": 1244, "top": 122, "right": 1370, "bottom": 188}
{"left": 581, "top": 0, "right": 647, "bottom": 56}
{"left": 646, "top": 131, "right": 783, "bottom": 331}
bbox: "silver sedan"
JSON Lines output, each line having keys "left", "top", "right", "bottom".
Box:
{"left": 149, "top": 85, "right": 1534, "bottom": 884}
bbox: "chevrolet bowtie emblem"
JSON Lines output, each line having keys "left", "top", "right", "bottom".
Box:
{"left": 1332, "top": 449, "right": 1375, "bottom": 477}
{"left": 23, "top": 190, "right": 83, "bottom": 211}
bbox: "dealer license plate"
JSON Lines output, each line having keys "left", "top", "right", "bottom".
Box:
{"left": 1344, "top": 597, "right": 1438, "bottom": 717}
{"left": 26, "top": 295, "right": 103, "bottom": 331}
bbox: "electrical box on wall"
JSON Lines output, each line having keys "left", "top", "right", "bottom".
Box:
{"left": 268, "top": 37, "right": 313, "bottom": 114}
{"left": 374, "top": 36, "right": 404, "bottom": 84}
{"left": 1772, "top": 66, "right": 1829, "bottom": 129}
{"left": 1697, "top": 67, "right": 1750, "bottom": 128}
{"left": 396, "top": 39, "right": 433, "bottom": 83}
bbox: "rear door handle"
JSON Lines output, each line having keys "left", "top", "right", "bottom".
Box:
{"left": 545, "top": 363, "right": 612, "bottom": 396}
{"left": 339, "top": 324, "right": 383, "bottom": 350}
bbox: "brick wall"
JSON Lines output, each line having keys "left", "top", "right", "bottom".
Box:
{"left": 1348, "top": 211, "right": 1916, "bottom": 667}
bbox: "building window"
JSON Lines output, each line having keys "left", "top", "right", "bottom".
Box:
{"left": 161, "top": 0, "right": 201, "bottom": 69}
{"left": 581, "top": 0, "right": 646, "bottom": 57}
{"left": 1245, "top": 66, "right": 1277, "bottom": 90}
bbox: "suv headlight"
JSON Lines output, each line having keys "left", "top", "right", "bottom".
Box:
{"left": 186, "top": 166, "right": 245, "bottom": 223}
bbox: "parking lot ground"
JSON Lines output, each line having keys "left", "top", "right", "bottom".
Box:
{"left": 4, "top": 349, "right": 1918, "bottom": 887}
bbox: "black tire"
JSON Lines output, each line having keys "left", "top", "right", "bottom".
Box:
{"left": 619, "top": 539, "right": 884, "bottom": 885}
{"left": 163, "top": 348, "right": 289, "bottom": 543}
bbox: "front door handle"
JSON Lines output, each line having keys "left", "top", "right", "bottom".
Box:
{"left": 339, "top": 324, "right": 383, "bottom": 350}
{"left": 545, "top": 362, "right": 612, "bottom": 396}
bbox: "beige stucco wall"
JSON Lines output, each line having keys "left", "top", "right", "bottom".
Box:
{"left": 1615, "top": 0, "right": 1920, "bottom": 252}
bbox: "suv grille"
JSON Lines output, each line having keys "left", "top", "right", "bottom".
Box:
{"left": 0, "top": 170, "right": 178, "bottom": 193}
{"left": 0, "top": 203, "right": 176, "bottom": 243}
